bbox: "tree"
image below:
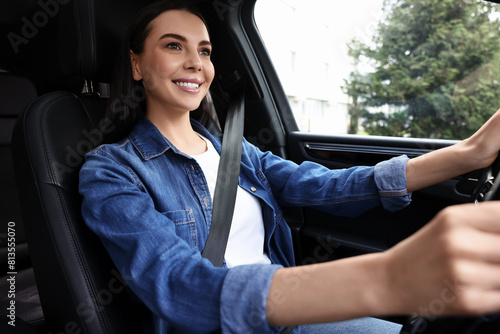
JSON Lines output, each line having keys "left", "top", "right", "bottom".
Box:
{"left": 343, "top": 0, "right": 500, "bottom": 139}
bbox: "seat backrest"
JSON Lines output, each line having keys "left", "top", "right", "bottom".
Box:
{"left": 11, "top": 0, "right": 147, "bottom": 332}
{"left": 12, "top": 91, "right": 143, "bottom": 333}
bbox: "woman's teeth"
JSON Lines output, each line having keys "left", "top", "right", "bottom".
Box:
{"left": 175, "top": 82, "right": 200, "bottom": 89}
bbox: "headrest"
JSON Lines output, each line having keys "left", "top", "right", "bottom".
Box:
{"left": 0, "top": 0, "right": 63, "bottom": 82}
{"left": 58, "top": 0, "right": 150, "bottom": 83}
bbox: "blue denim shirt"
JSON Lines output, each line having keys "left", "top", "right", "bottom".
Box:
{"left": 79, "top": 116, "right": 411, "bottom": 334}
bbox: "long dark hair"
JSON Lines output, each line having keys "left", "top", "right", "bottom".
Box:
{"left": 104, "top": 0, "right": 212, "bottom": 143}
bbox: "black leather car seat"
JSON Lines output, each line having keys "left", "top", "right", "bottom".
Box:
{"left": 0, "top": 72, "right": 44, "bottom": 330}
{"left": 11, "top": 0, "right": 147, "bottom": 332}
{"left": 12, "top": 90, "right": 139, "bottom": 333}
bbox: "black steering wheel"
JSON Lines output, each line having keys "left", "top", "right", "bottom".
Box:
{"left": 472, "top": 153, "right": 500, "bottom": 202}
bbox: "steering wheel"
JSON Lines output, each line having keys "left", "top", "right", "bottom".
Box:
{"left": 471, "top": 154, "right": 500, "bottom": 202}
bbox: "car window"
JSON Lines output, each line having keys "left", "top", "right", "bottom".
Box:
{"left": 254, "top": 0, "right": 500, "bottom": 140}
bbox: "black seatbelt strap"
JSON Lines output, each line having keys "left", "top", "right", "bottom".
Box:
{"left": 190, "top": 83, "right": 295, "bottom": 334}
{"left": 201, "top": 86, "right": 245, "bottom": 267}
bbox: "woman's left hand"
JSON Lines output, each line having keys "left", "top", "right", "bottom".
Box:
{"left": 464, "top": 108, "right": 500, "bottom": 168}
{"left": 406, "top": 108, "right": 500, "bottom": 193}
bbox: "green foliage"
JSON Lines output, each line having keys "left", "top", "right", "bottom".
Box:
{"left": 343, "top": 0, "right": 500, "bottom": 139}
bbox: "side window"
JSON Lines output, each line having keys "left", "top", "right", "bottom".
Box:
{"left": 254, "top": 0, "right": 500, "bottom": 140}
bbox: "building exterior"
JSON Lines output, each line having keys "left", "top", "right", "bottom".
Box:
{"left": 255, "top": 0, "right": 349, "bottom": 134}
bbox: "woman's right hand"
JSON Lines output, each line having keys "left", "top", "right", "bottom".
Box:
{"left": 266, "top": 202, "right": 500, "bottom": 327}
{"left": 382, "top": 202, "right": 500, "bottom": 317}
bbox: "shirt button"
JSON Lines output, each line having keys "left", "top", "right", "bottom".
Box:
{"left": 250, "top": 187, "right": 257, "bottom": 192}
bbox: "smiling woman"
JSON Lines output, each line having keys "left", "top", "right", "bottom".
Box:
{"left": 103, "top": 2, "right": 215, "bottom": 146}
{"left": 129, "top": 9, "right": 214, "bottom": 155}
{"left": 77, "top": 1, "right": 500, "bottom": 334}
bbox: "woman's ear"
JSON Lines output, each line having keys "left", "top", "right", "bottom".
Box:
{"left": 130, "top": 51, "right": 143, "bottom": 81}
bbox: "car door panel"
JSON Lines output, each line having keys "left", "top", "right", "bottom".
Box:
{"left": 284, "top": 131, "right": 474, "bottom": 262}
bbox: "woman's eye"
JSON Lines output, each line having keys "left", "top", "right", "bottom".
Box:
{"left": 199, "top": 48, "right": 211, "bottom": 56}
{"left": 166, "top": 43, "right": 181, "bottom": 50}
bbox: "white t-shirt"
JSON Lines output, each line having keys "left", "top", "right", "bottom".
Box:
{"left": 191, "top": 135, "right": 271, "bottom": 268}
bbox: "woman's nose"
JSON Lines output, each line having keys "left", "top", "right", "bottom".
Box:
{"left": 184, "top": 51, "right": 202, "bottom": 71}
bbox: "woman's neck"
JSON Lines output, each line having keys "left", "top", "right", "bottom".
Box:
{"left": 146, "top": 108, "right": 207, "bottom": 156}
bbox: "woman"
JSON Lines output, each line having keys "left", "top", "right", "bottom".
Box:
{"left": 79, "top": 1, "right": 500, "bottom": 333}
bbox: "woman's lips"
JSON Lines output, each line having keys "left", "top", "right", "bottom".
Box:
{"left": 172, "top": 78, "right": 203, "bottom": 93}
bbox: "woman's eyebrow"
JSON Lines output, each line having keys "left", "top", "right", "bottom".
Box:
{"left": 159, "top": 33, "right": 186, "bottom": 42}
{"left": 159, "top": 33, "right": 212, "bottom": 47}
{"left": 199, "top": 40, "right": 212, "bottom": 47}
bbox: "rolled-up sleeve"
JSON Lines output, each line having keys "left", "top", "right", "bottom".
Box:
{"left": 374, "top": 155, "right": 412, "bottom": 212}
{"left": 221, "top": 264, "right": 283, "bottom": 333}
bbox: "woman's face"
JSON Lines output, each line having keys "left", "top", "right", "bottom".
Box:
{"left": 130, "top": 10, "right": 214, "bottom": 116}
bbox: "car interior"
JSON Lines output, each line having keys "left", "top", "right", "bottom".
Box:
{"left": 2, "top": 0, "right": 500, "bottom": 333}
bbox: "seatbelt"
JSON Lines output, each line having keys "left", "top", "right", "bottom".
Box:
{"left": 196, "top": 83, "right": 295, "bottom": 334}
{"left": 201, "top": 85, "right": 245, "bottom": 267}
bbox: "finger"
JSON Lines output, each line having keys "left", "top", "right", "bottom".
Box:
{"left": 454, "top": 226, "right": 500, "bottom": 263}
{"left": 446, "top": 202, "right": 500, "bottom": 234}
{"left": 451, "top": 288, "right": 500, "bottom": 316}
{"left": 453, "top": 259, "right": 500, "bottom": 289}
